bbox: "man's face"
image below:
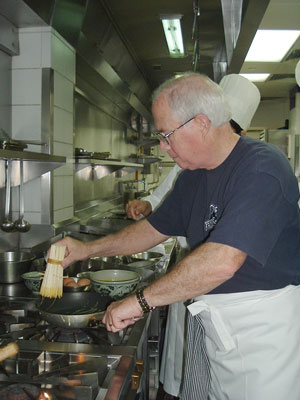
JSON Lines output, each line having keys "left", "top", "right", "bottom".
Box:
{"left": 152, "top": 95, "right": 207, "bottom": 170}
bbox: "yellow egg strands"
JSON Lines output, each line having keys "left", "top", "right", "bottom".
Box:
{"left": 40, "top": 244, "right": 66, "bottom": 299}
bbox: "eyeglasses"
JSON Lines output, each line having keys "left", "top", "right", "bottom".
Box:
{"left": 153, "top": 116, "right": 195, "bottom": 145}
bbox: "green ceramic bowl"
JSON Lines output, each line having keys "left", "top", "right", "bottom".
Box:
{"left": 90, "top": 269, "right": 140, "bottom": 300}
{"left": 21, "top": 271, "right": 44, "bottom": 294}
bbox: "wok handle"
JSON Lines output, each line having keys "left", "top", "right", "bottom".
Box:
{"left": 0, "top": 342, "right": 19, "bottom": 362}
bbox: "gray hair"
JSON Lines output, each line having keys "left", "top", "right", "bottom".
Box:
{"left": 152, "top": 72, "right": 231, "bottom": 127}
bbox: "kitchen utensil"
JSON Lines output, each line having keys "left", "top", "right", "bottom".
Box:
{"left": 90, "top": 269, "right": 140, "bottom": 299}
{"left": 1, "top": 159, "right": 15, "bottom": 232}
{"left": 0, "top": 251, "right": 35, "bottom": 283}
{"left": 37, "top": 292, "right": 112, "bottom": 329}
{"left": 14, "top": 160, "right": 30, "bottom": 232}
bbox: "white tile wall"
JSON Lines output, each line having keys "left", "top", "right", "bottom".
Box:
{"left": 11, "top": 105, "right": 42, "bottom": 141}
{"left": 53, "top": 206, "right": 74, "bottom": 223}
{"left": 53, "top": 72, "right": 74, "bottom": 113}
{"left": 10, "top": 26, "right": 75, "bottom": 225}
{"left": 0, "top": 106, "right": 11, "bottom": 134}
{"left": 51, "top": 31, "right": 76, "bottom": 83}
{"left": 53, "top": 107, "right": 73, "bottom": 144}
{"left": 53, "top": 141, "right": 73, "bottom": 158}
{"left": 12, "top": 69, "right": 42, "bottom": 105}
{"left": 53, "top": 176, "right": 64, "bottom": 210}
{"left": 12, "top": 29, "right": 43, "bottom": 69}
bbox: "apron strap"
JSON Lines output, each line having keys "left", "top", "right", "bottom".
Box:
{"left": 181, "top": 312, "right": 211, "bottom": 400}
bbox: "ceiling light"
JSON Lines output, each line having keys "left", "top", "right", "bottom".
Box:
{"left": 245, "top": 30, "right": 300, "bottom": 62}
{"left": 240, "top": 73, "right": 270, "bottom": 82}
{"left": 160, "top": 15, "right": 185, "bottom": 58}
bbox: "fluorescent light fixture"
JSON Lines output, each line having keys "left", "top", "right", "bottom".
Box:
{"left": 240, "top": 73, "right": 270, "bottom": 82}
{"left": 245, "top": 30, "right": 300, "bottom": 62}
{"left": 161, "top": 15, "right": 184, "bottom": 57}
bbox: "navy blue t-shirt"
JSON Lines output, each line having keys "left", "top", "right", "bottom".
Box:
{"left": 148, "top": 136, "right": 300, "bottom": 294}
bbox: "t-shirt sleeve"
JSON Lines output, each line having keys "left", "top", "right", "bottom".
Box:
{"left": 207, "top": 171, "right": 293, "bottom": 266}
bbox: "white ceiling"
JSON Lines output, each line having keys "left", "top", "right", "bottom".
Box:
{"left": 102, "top": 0, "right": 300, "bottom": 103}
{"left": 240, "top": 0, "right": 300, "bottom": 100}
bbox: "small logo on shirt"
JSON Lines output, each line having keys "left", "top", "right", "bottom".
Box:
{"left": 204, "top": 204, "right": 218, "bottom": 231}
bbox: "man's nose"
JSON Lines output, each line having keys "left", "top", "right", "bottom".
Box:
{"left": 160, "top": 140, "right": 170, "bottom": 151}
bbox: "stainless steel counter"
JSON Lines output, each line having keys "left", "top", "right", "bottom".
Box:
{"left": 0, "top": 227, "right": 177, "bottom": 400}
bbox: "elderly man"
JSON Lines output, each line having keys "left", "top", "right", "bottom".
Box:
{"left": 57, "top": 73, "right": 300, "bottom": 400}
{"left": 125, "top": 73, "right": 261, "bottom": 400}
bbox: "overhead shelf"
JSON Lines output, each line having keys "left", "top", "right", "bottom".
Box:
{"left": 126, "top": 156, "right": 161, "bottom": 164}
{"left": 0, "top": 149, "right": 66, "bottom": 163}
{"left": 74, "top": 158, "right": 143, "bottom": 178}
{"left": 0, "top": 150, "right": 66, "bottom": 187}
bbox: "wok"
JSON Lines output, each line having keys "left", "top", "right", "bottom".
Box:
{"left": 38, "top": 292, "right": 112, "bottom": 329}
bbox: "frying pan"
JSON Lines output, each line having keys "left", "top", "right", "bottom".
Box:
{"left": 37, "top": 292, "right": 112, "bottom": 329}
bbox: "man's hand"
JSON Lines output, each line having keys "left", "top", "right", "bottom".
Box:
{"left": 47, "top": 236, "right": 90, "bottom": 268}
{"left": 126, "top": 200, "right": 152, "bottom": 220}
{"left": 102, "top": 294, "right": 143, "bottom": 332}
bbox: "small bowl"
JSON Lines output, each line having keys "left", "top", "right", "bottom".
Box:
{"left": 21, "top": 271, "right": 44, "bottom": 294}
{"left": 90, "top": 269, "right": 140, "bottom": 299}
{"left": 63, "top": 277, "right": 91, "bottom": 292}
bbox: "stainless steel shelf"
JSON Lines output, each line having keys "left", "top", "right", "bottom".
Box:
{"left": 0, "top": 150, "right": 66, "bottom": 188}
{"left": 0, "top": 149, "right": 66, "bottom": 163}
{"left": 74, "top": 158, "right": 143, "bottom": 179}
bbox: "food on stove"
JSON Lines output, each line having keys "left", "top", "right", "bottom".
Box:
{"left": 64, "top": 279, "right": 77, "bottom": 287}
{"left": 63, "top": 277, "right": 75, "bottom": 286}
{"left": 77, "top": 278, "right": 91, "bottom": 287}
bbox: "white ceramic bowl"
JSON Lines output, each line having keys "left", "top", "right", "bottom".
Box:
{"left": 90, "top": 269, "right": 140, "bottom": 299}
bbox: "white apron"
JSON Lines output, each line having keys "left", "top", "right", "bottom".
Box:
{"left": 160, "top": 300, "right": 187, "bottom": 396}
{"left": 187, "top": 285, "right": 300, "bottom": 400}
{"left": 160, "top": 242, "right": 189, "bottom": 397}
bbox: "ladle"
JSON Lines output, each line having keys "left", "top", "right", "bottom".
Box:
{"left": 14, "top": 160, "right": 30, "bottom": 232}
{"left": 1, "top": 159, "right": 15, "bottom": 232}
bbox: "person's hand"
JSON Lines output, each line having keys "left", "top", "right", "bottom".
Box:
{"left": 102, "top": 294, "right": 143, "bottom": 332}
{"left": 125, "top": 200, "right": 152, "bottom": 220}
{"left": 47, "top": 236, "right": 90, "bottom": 268}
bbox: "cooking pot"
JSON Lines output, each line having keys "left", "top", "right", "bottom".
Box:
{"left": 37, "top": 292, "right": 112, "bottom": 329}
{"left": 0, "top": 251, "right": 35, "bottom": 283}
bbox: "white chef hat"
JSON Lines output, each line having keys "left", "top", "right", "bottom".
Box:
{"left": 295, "top": 60, "right": 300, "bottom": 87}
{"left": 219, "top": 74, "right": 261, "bottom": 131}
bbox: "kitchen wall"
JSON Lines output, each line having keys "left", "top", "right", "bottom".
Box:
{"left": 1, "top": 0, "right": 299, "bottom": 237}
{"left": 9, "top": 26, "right": 75, "bottom": 225}
{"left": 73, "top": 92, "right": 138, "bottom": 207}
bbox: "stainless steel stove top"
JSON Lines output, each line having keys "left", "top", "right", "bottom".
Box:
{"left": 0, "top": 295, "right": 149, "bottom": 400}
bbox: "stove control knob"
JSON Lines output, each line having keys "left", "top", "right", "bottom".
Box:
{"left": 131, "top": 359, "right": 144, "bottom": 390}
{"left": 136, "top": 359, "right": 144, "bottom": 373}
{"left": 131, "top": 372, "right": 140, "bottom": 390}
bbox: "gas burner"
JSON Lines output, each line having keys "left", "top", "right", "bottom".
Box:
{"left": 45, "top": 327, "right": 92, "bottom": 344}
{"left": 0, "top": 383, "right": 40, "bottom": 400}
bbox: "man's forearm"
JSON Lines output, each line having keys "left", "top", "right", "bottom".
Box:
{"left": 144, "top": 242, "right": 247, "bottom": 307}
{"left": 86, "top": 219, "right": 168, "bottom": 258}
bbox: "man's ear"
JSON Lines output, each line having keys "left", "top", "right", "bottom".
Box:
{"left": 194, "top": 114, "right": 210, "bottom": 136}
